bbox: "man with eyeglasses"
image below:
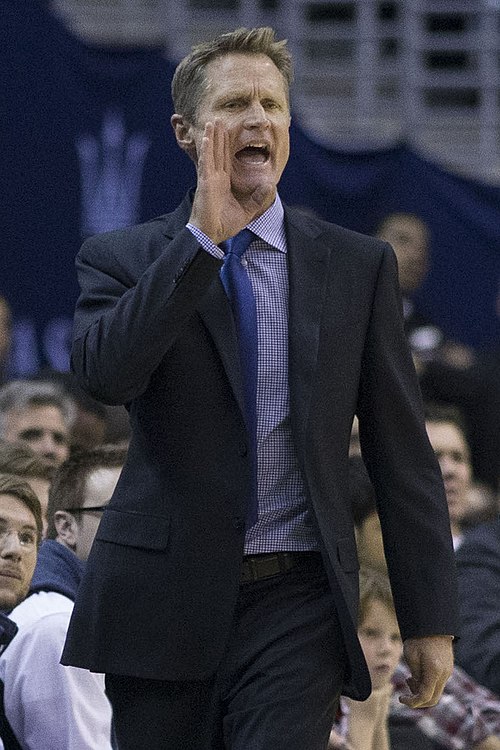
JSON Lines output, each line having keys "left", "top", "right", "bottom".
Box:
{"left": 0, "top": 446, "right": 126, "bottom": 749}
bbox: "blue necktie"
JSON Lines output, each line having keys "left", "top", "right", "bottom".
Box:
{"left": 220, "top": 228, "right": 258, "bottom": 529}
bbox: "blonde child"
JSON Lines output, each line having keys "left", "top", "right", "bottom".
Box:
{"left": 329, "top": 567, "right": 402, "bottom": 750}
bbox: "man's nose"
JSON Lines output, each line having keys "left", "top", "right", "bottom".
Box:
{"left": 38, "top": 432, "right": 58, "bottom": 456}
{"left": 377, "top": 636, "right": 393, "bottom": 654}
{"left": 1, "top": 531, "right": 23, "bottom": 560}
{"left": 244, "top": 102, "right": 269, "bottom": 126}
{"left": 439, "top": 457, "right": 456, "bottom": 477}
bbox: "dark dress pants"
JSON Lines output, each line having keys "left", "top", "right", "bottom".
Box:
{"left": 106, "top": 557, "right": 347, "bottom": 750}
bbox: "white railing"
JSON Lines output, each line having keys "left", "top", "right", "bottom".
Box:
{"left": 49, "top": 0, "right": 500, "bottom": 182}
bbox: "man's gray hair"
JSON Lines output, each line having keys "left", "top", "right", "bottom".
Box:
{"left": 171, "top": 26, "right": 293, "bottom": 125}
{"left": 0, "top": 380, "right": 77, "bottom": 436}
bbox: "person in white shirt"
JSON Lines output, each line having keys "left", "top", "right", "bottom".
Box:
{"left": 0, "top": 447, "right": 125, "bottom": 749}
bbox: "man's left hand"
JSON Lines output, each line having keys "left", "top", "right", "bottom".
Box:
{"left": 399, "top": 635, "right": 454, "bottom": 708}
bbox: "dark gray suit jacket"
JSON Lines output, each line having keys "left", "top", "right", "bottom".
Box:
{"left": 62, "top": 194, "right": 458, "bottom": 699}
{"left": 455, "top": 518, "right": 500, "bottom": 695}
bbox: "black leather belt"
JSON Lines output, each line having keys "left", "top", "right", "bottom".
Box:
{"left": 240, "top": 552, "right": 322, "bottom": 584}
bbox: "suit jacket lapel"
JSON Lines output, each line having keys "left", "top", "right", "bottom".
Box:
{"left": 198, "top": 280, "right": 246, "bottom": 418}
{"left": 161, "top": 196, "right": 333, "bottom": 435}
{"left": 161, "top": 193, "right": 246, "bottom": 418}
{"left": 197, "top": 208, "right": 334, "bottom": 438}
{"left": 285, "top": 207, "right": 332, "bottom": 459}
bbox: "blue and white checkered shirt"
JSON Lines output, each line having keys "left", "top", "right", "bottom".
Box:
{"left": 187, "top": 195, "right": 318, "bottom": 553}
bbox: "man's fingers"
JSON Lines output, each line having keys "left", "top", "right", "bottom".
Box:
{"left": 212, "top": 119, "right": 225, "bottom": 172}
{"left": 399, "top": 674, "right": 441, "bottom": 708}
{"left": 197, "top": 122, "right": 214, "bottom": 179}
{"left": 224, "top": 126, "right": 231, "bottom": 176}
{"left": 400, "top": 635, "right": 454, "bottom": 708}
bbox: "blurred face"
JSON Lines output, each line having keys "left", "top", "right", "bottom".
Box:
{"left": 4, "top": 405, "right": 69, "bottom": 466}
{"left": 74, "top": 466, "right": 121, "bottom": 561}
{"left": 55, "top": 466, "right": 122, "bottom": 562}
{"left": 0, "top": 494, "right": 38, "bottom": 611}
{"left": 175, "top": 53, "right": 290, "bottom": 209}
{"left": 358, "top": 598, "right": 402, "bottom": 690}
{"left": 378, "top": 215, "right": 429, "bottom": 293}
{"left": 426, "top": 420, "right": 472, "bottom": 529}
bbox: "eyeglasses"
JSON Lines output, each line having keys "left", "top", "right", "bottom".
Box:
{"left": 63, "top": 505, "right": 108, "bottom": 514}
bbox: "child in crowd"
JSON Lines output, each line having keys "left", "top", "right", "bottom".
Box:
{"left": 329, "top": 567, "right": 402, "bottom": 750}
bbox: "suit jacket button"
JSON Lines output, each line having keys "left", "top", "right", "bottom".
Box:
{"left": 234, "top": 519, "right": 245, "bottom": 532}
{"left": 238, "top": 442, "right": 248, "bottom": 457}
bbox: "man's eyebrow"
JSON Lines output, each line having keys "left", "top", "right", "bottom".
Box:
{"left": 18, "top": 428, "right": 44, "bottom": 437}
{"left": 216, "top": 93, "right": 248, "bottom": 103}
{"left": 0, "top": 518, "right": 37, "bottom": 531}
{"left": 19, "top": 523, "right": 38, "bottom": 534}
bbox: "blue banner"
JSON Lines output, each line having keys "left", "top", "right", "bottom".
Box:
{"left": 1, "top": 0, "right": 498, "bottom": 377}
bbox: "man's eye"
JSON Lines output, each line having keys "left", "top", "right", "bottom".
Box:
{"left": 19, "top": 532, "right": 36, "bottom": 547}
{"left": 19, "top": 429, "right": 43, "bottom": 441}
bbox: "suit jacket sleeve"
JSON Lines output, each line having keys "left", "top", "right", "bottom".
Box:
{"left": 71, "top": 224, "right": 222, "bottom": 404}
{"left": 357, "top": 246, "right": 459, "bottom": 640}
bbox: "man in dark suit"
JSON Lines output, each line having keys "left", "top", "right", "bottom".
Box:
{"left": 62, "top": 27, "right": 458, "bottom": 750}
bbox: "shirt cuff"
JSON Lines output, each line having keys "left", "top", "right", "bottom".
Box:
{"left": 186, "top": 224, "right": 225, "bottom": 260}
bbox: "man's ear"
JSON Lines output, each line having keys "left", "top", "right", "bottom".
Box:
{"left": 54, "top": 511, "right": 78, "bottom": 551}
{"left": 171, "top": 114, "right": 197, "bottom": 162}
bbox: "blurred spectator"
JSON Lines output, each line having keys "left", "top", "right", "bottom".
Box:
{"left": 0, "top": 380, "right": 75, "bottom": 466}
{"left": 0, "top": 299, "right": 12, "bottom": 387}
{"left": 375, "top": 213, "right": 474, "bottom": 370}
{"left": 45, "top": 444, "right": 126, "bottom": 556}
{"left": 391, "top": 659, "right": 500, "bottom": 750}
{"left": 0, "top": 445, "right": 126, "bottom": 749}
{"left": 329, "top": 567, "right": 403, "bottom": 750}
{"left": 348, "top": 454, "right": 500, "bottom": 749}
{"left": 424, "top": 403, "right": 494, "bottom": 549}
{"left": 375, "top": 213, "right": 499, "bottom": 495}
{"left": 0, "top": 476, "right": 41, "bottom": 748}
{"left": 34, "top": 369, "right": 132, "bottom": 450}
{"left": 34, "top": 371, "right": 109, "bottom": 451}
{"left": 348, "top": 453, "right": 387, "bottom": 575}
{"left": 0, "top": 440, "right": 55, "bottom": 537}
{"left": 0, "top": 475, "right": 41, "bottom": 613}
{"left": 455, "top": 517, "right": 500, "bottom": 699}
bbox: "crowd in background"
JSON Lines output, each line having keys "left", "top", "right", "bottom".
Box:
{"left": 0, "top": 210, "right": 498, "bottom": 748}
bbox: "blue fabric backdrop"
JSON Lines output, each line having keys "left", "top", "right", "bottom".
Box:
{"left": 1, "top": 0, "right": 499, "bottom": 375}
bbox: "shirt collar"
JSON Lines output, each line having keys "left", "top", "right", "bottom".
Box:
{"left": 247, "top": 194, "right": 287, "bottom": 253}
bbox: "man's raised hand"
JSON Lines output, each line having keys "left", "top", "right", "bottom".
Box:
{"left": 189, "top": 120, "right": 275, "bottom": 244}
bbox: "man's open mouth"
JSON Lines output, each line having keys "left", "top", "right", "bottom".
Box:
{"left": 235, "top": 144, "right": 270, "bottom": 164}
